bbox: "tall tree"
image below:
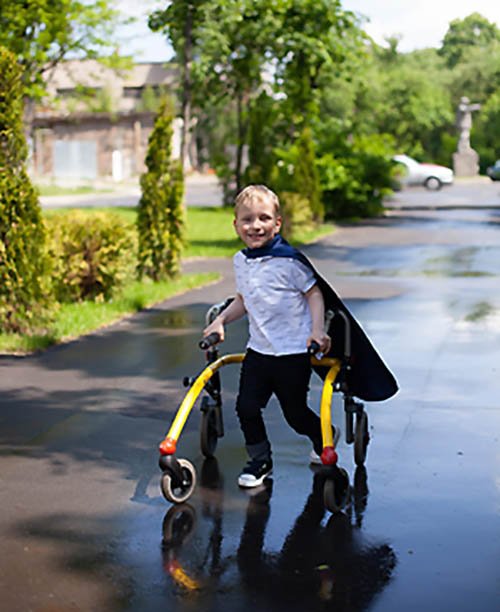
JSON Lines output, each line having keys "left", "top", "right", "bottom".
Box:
{"left": 0, "top": 46, "right": 51, "bottom": 333}
{"left": 137, "top": 97, "right": 185, "bottom": 281}
{"left": 275, "top": 0, "right": 360, "bottom": 126}
{"left": 197, "top": 0, "right": 282, "bottom": 191}
{"left": 439, "top": 12, "right": 500, "bottom": 68}
{"left": 149, "top": 1, "right": 212, "bottom": 172}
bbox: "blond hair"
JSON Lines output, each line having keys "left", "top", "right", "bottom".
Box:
{"left": 234, "top": 184, "right": 280, "bottom": 216}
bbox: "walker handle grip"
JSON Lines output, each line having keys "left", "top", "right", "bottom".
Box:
{"left": 308, "top": 341, "right": 321, "bottom": 355}
{"left": 199, "top": 332, "right": 221, "bottom": 350}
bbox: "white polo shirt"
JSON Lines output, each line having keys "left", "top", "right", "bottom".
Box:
{"left": 233, "top": 251, "right": 316, "bottom": 356}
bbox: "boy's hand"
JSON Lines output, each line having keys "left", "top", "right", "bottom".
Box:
{"left": 203, "top": 317, "right": 225, "bottom": 343}
{"left": 201, "top": 293, "right": 246, "bottom": 345}
{"left": 307, "top": 330, "right": 331, "bottom": 354}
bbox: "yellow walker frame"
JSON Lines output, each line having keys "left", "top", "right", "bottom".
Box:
{"left": 158, "top": 305, "right": 369, "bottom": 513}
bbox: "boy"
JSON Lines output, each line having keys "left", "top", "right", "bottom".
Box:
{"left": 203, "top": 184, "right": 333, "bottom": 488}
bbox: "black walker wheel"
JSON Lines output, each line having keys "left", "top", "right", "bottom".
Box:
{"left": 354, "top": 410, "right": 370, "bottom": 466}
{"left": 200, "top": 397, "right": 219, "bottom": 458}
{"left": 161, "top": 458, "right": 197, "bottom": 504}
{"left": 323, "top": 467, "right": 350, "bottom": 513}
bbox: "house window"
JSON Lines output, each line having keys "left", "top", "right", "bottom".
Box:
{"left": 123, "top": 87, "right": 142, "bottom": 99}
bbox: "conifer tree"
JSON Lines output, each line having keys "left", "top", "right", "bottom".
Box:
{"left": 137, "top": 97, "right": 185, "bottom": 281}
{"left": 0, "top": 47, "right": 51, "bottom": 333}
{"left": 295, "top": 127, "right": 323, "bottom": 223}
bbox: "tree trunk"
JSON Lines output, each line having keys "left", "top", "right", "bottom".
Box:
{"left": 235, "top": 91, "right": 248, "bottom": 193}
{"left": 180, "top": 4, "right": 193, "bottom": 175}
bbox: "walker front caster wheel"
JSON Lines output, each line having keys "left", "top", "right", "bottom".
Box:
{"left": 161, "top": 458, "right": 197, "bottom": 504}
{"left": 354, "top": 411, "right": 369, "bottom": 467}
{"left": 323, "top": 467, "right": 350, "bottom": 514}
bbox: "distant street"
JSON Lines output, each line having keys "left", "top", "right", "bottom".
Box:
{"left": 386, "top": 176, "right": 500, "bottom": 209}
{"left": 39, "top": 173, "right": 500, "bottom": 211}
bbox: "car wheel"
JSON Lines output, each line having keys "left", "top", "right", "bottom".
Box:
{"left": 424, "top": 176, "right": 442, "bottom": 191}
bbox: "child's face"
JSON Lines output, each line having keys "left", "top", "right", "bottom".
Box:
{"left": 234, "top": 197, "right": 282, "bottom": 249}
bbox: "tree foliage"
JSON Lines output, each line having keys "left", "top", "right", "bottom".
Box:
{"left": 137, "top": 97, "right": 185, "bottom": 281}
{"left": 0, "top": 46, "right": 52, "bottom": 333}
{"left": 439, "top": 12, "right": 500, "bottom": 68}
{"left": 151, "top": 6, "right": 500, "bottom": 222}
{"left": 0, "top": 0, "right": 126, "bottom": 99}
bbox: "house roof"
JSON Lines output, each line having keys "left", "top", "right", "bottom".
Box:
{"left": 124, "top": 63, "right": 177, "bottom": 88}
{"left": 46, "top": 59, "right": 177, "bottom": 92}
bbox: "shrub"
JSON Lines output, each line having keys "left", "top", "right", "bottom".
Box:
{"left": 318, "top": 134, "right": 395, "bottom": 220}
{"left": 137, "top": 97, "right": 185, "bottom": 280}
{"left": 294, "top": 127, "right": 323, "bottom": 222}
{"left": 244, "top": 92, "right": 278, "bottom": 187}
{"left": 279, "top": 192, "right": 314, "bottom": 240}
{"left": 45, "top": 211, "right": 137, "bottom": 302}
{"left": 270, "top": 127, "right": 322, "bottom": 225}
{"left": 0, "top": 46, "right": 52, "bottom": 333}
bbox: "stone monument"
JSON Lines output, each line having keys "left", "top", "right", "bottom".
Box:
{"left": 453, "top": 96, "right": 481, "bottom": 177}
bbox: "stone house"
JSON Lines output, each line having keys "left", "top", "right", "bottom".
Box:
{"left": 31, "top": 60, "right": 181, "bottom": 182}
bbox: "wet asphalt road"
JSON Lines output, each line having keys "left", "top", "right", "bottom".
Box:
{"left": 1, "top": 205, "right": 500, "bottom": 611}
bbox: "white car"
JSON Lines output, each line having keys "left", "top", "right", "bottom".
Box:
{"left": 393, "top": 154, "right": 454, "bottom": 190}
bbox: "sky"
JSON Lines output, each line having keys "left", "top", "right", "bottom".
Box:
{"left": 116, "top": 0, "right": 500, "bottom": 62}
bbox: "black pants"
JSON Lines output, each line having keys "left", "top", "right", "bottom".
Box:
{"left": 235, "top": 349, "right": 322, "bottom": 460}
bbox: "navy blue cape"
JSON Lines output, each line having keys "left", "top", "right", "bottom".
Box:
{"left": 242, "top": 235, "right": 398, "bottom": 402}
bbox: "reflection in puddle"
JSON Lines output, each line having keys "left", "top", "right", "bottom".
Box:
{"left": 161, "top": 459, "right": 396, "bottom": 610}
{"left": 423, "top": 247, "right": 493, "bottom": 277}
{"left": 337, "top": 244, "right": 500, "bottom": 278}
{"left": 464, "top": 301, "right": 495, "bottom": 322}
{"left": 145, "top": 310, "right": 194, "bottom": 331}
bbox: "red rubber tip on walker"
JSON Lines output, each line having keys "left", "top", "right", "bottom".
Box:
{"left": 159, "top": 437, "right": 177, "bottom": 455}
{"left": 321, "top": 446, "right": 338, "bottom": 465}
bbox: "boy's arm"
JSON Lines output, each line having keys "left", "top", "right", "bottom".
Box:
{"left": 203, "top": 293, "right": 246, "bottom": 343}
{"left": 305, "top": 284, "right": 331, "bottom": 353}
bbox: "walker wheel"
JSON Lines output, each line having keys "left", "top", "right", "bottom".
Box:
{"left": 354, "top": 411, "right": 370, "bottom": 466}
{"left": 200, "top": 398, "right": 218, "bottom": 458}
{"left": 161, "top": 458, "right": 197, "bottom": 504}
{"left": 323, "top": 467, "right": 350, "bottom": 513}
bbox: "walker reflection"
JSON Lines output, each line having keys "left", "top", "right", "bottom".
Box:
{"left": 161, "top": 458, "right": 396, "bottom": 609}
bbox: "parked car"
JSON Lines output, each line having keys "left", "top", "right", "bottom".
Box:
{"left": 486, "top": 160, "right": 500, "bottom": 181}
{"left": 393, "top": 154, "right": 454, "bottom": 191}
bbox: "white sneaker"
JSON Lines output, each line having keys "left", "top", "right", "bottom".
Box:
{"left": 309, "top": 428, "right": 341, "bottom": 464}
{"left": 237, "top": 458, "right": 273, "bottom": 488}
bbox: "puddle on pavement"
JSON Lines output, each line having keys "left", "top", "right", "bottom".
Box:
{"left": 144, "top": 309, "right": 201, "bottom": 334}
{"left": 148, "top": 461, "right": 397, "bottom": 611}
{"left": 423, "top": 246, "right": 496, "bottom": 277}
{"left": 340, "top": 244, "right": 499, "bottom": 278}
{"left": 464, "top": 301, "right": 495, "bottom": 323}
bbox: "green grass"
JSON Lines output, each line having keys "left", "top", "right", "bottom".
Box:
{"left": 36, "top": 184, "right": 113, "bottom": 196}
{"left": 0, "top": 272, "right": 219, "bottom": 354}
